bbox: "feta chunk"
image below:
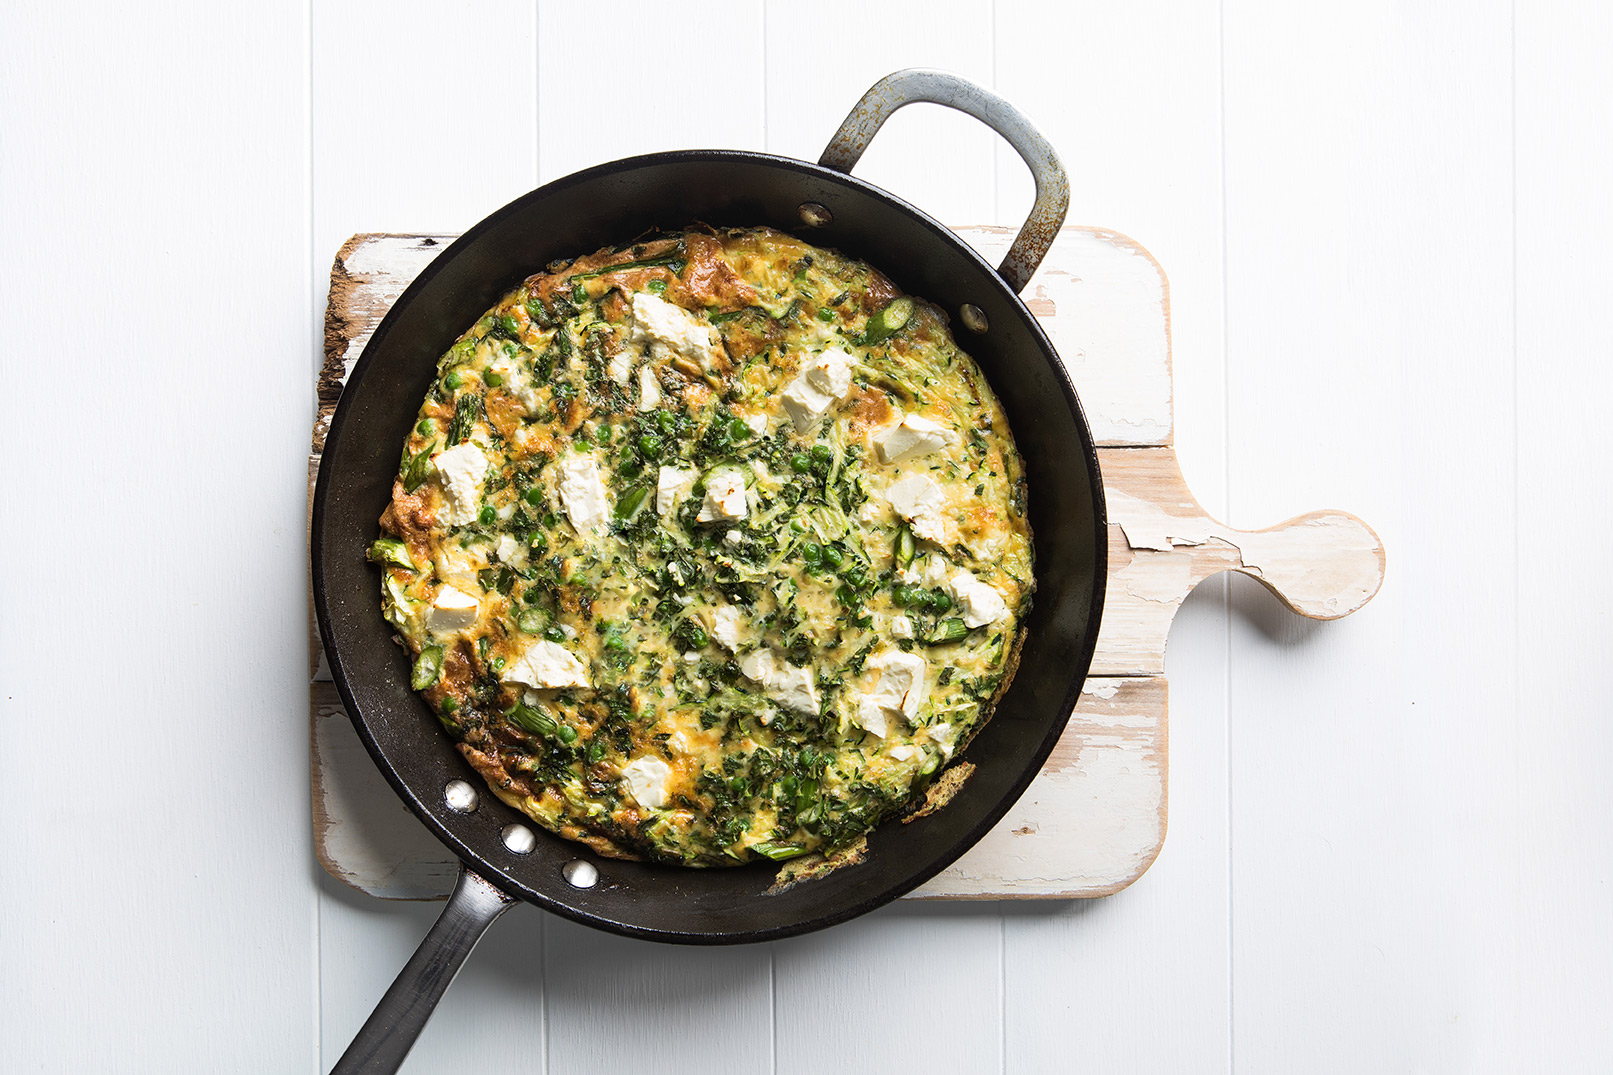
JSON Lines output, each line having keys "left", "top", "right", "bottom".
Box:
{"left": 608, "top": 349, "right": 635, "bottom": 385}
{"left": 867, "top": 649, "right": 928, "bottom": 721}
{"left": 433, "top": 443, "right": 487, "bottom": 526}
{"left": 558, "top": 453, "right": 611, "bottom": 532}
{"left": 946, "top": 568, "right": 1010, "bottom": 628}
{"left": 434, "top": 545, "right": 487, "bottom": 589}
{"left": 657, "top": 465, "right": 698, "bottom": 516}
{"left": 781, "top": 348, "right": 857, "bottom": 432}
{"left": 629, "top": 292, "right": 719, "bottom": 367}
{"left": 928, "top": 721, "right": 959, "bottom": 758}
{"left": 889, "top": 744, "right": 919, "bottom": 762}
{"left": 638, "top": 365, "right": 661, "bottom": 410}
{"left": 884, "top": 474, "right": 948, "bottom": 543}
{"left": 854, "top": 694, "right": 890, "bottom": 739}
{"left": 494, "top": 533, "right": 527, "bottom": 569}
{"left": 890, "top": 614, "right": 915, "bottom": 640}
{"left": 874, "top": 413, "right": 955, "bottom": 465}
{"left": 502, "top": 639, "right": 591, "bottom": 690}
{"left": 738, "top": 649, "right": 820, "bottom": 716}
{"left": 490, "top": 354, "right": 542, "bottom": 412}
{"left": 741, "top": 411, "right": 768, "bottom": 437}
{"left": 697, "top": 467, "right": 748, "bottom": 523}
{"left": 426, "top": 585, "right": 480, "bottom": 636}
{"left": 621, "top": 756, "right": 672, "bottom": 810}
{"left": 708, "top": 605, "right": 744, "bottom": 651}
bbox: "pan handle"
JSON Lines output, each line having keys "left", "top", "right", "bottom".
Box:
{"left": 819, "top": 68, "right": 1070, "bottom": 295}
{"left": 330, "top": 866, "right": 517, "bottom": 1075}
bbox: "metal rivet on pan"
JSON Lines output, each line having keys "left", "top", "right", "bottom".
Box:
{"left": 444, "top": 780, "right": 477, "bottom": 813}
{"left": 960, "top": 304, "right": 989, "bottom": 334}
{"left": 798, "top": 202, "right": 832, "bottom": 228}
{"left": 501, "top": 824, "right": 536, "bottom": 855}
{"left": 562, "top": 861, "right": 599, "bottom": 889}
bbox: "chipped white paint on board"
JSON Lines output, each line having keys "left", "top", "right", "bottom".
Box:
{"left": 309, "top": 227, "right": 1384, "bottom": 900}
{"left": 960, "top": 226, "right": 1174, "bottom": 446}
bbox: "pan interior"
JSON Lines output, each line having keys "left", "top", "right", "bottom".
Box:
{"left": 312, "top": 151, "right": 1105, "bottom": 942}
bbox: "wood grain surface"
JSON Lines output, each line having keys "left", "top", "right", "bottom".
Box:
{"left": 5, "top": 2, "right": 1611, "bottom": 1073}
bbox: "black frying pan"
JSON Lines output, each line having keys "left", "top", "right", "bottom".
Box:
{"left": 312, "top": 70, "right": 1106, "bottom": 1073}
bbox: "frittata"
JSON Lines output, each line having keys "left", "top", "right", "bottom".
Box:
{"left": 371, "top": 226, "right": 1033, "bottom": 867}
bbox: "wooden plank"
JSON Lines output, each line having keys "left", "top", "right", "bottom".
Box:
{"left": 1222, "top": 2, "right": 1518, "bottom": 1071}
{"left": 1516, "top": 1, "right": 1613, "bottom": 1065}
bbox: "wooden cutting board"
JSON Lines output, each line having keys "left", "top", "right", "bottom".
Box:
{"left": 308, "top": 226, "right": 1384, "bottom": 901}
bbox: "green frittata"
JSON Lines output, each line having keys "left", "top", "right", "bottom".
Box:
{"left": 371, "top": 226, "right": 1033, "bottom": 867}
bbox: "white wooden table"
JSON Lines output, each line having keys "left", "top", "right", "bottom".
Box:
{"left": 3, "top": 2, "right": 1609, "bottom": 1072}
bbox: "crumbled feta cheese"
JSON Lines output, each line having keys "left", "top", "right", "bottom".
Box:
{"left": 697, "top": 467, "right": 748, "bottom": 523}
{"left": 781, "top": 377, "right": 835, "bottom": 434}
{"left": 491, "top": 354, "right": 542, "bottom": 412}
{"left": 621, "top": 756, "right": 672, "bottom": 810}
{"left": 657, "top": 465, "right": 698, "bottom": 516}
{"left": 724, "top": 529, "right": 743, "bottom": 545}
{"left": 638, "top": 365, "right": 661, "bottom": 410}
{"left": 682, "top": 651, "right": 700, "bottom": 664}
{"left": 738, "top": 649, "right": 819, "bottom": 716}
{"left": 805, "top": 347, "right": 855, "bottom": 396}
{"left": 708, "top": 605, "right": 744, "bottom": 651}
{"left": 433, "top": 443, "right": 487, "bottom": 526}
{"left": 781, "top": 348, "right": 857, "bottom": 432}
{"left": 946, "top": 568, "right": 1010, "bottom": 628}
{"left": 434, "top": 545, "right": 486, "bottom": 589}
{"left": 558, "top": 453, "right": 610, "bottom": 532}
{"left": 884, "top": 474, "right": 948, "bottom": 543}
{"left": 854, "top": 694, "right": 890, "bottom": 739}
{"left": 873, "top": 413, "right": 955, "bottom": 465}
{"left": 502, "top": 639, "right": 591, "bottom": 690}
{"left": 608, "top": 349, "right": 635, "bottom": 385}
{"left": 867, "top": 650, "right": 928, "bottom": 721}
{"left": 741, "top": 411, "right": 768, "bottom": 436}
{"left": 629, "top": 292, "right": 719, "bottom": 367}
{"left": 928, "top": 722, "right": 959, "bottom": 758}
{"left": 426, "top": 585, "right": 480, "bottom": 636}
{"left": 889, "top": 744, "right": 919, "bottom": 762}
{"left": 890, "top": 614, "right": 915, "bottom": 639}
{"left": 494, "top": 533, "right": 527, "bottom": 569}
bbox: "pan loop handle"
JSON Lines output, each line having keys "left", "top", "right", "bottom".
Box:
{"left": 819, "top": 68, "right": 1070, "bottom": 295}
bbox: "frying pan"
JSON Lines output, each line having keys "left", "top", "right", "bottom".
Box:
{"left": 312, "top": 69, "right": 1106, "bottom": 1072}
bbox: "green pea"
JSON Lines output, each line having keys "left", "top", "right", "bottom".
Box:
{"left": 416, "top": 419, "right": 435, "bottom": 436}
{"left": 500, "top": 314, "right": 520, "bottom": 337}
{"left": 802, "top": 542, "right": 822, "bottom": 565}
{"left": 789, "top": 517, "right": 808, "bottom": 534}
{"left": 790, "top": 453, "right": 811, "bottom": 474}
{"left": 587, "top": 739, "right": 607, "bottom": 763}
{"left": 439, "top": 696, "right": 458, "bottom": 715}
{"left": 810, "top": 444, "right": 832, "bottom": 463}
{"left": 639, "top": 434, "right": 663, "bottom": 458}
{"left": 524, "top": 487, "right": 544, "bottom": 507}
{"left": 544, "top": 626, "right": 566, "bottom": 643}
{"left": 444, "top": 371, "right": 462, "bottom": 390}
{"left": 598, "top": 424, "right": 612, "bottom": 444}
{"left": 684, "top": 625, "right": 710, "bottom": 649}
{"left": 822, "top": 544, "right": 845, "bottom": 569}
{"left": 478, "top": 505, "right": 496, "bottom": 526}
{"left": 728, "top": 417, "right": 751, "bottom": 440}
{"left": 928, "top": 589, "right": 952, "bottom": 612}
{"left": 817, "top": 308, "right": 835, "bottom": 322}
{"left": 658, "top": 411, "right": 677, "bottom": 433}
{"left": 484, "top": 371, "right": 504, "bottom": 387}
{"left": 557, "top": 725, "right": 579, "bottom": 745}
